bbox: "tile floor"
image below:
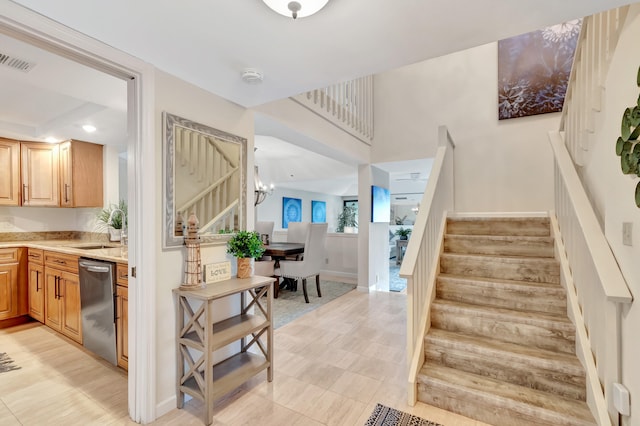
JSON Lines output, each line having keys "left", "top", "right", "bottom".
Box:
{"left": 0, "top": 290, "right": 489, "bottom": 426}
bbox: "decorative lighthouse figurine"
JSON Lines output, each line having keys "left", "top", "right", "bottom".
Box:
{"left": 180, "top": 212, "right": 204, "bottom": 289}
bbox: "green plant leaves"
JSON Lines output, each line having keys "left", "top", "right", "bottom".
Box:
{"left": 636, "top": 181, "right": 640, "bottom": 207}
{"left": 226, "top": 231, "right": 265, "bottom": 259}
{"left": 616, "top": 67, "right": 640, "bottom": 208}
{"left": 637, "top": 65, "right": 640, "bottom": 87}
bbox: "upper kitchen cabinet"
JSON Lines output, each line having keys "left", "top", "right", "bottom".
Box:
{"left": 20, "top": 141, "right": 59, "bottom": 207}
{"left": 0, "top": 138, "right": 20, "bottom": 206}
{"left": 59, "top": 140, "right": 104, "bottom": 207}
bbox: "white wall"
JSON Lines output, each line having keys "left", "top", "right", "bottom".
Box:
{"left": 578, "top": 6, "right": 640, "bottom": 425}
{"left": 374, "top": 42, "right": 559, "bottom": 213}
{"left": 153, "top": 69, "right": 255, "bottom": 417}
{"left": 255, "top": 187, "right": 342, "bottom": 232}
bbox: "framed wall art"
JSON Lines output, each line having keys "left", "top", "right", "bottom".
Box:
{"left": 311, "top": 200, "right": 326, "bottom": 223}
{"left": 498, "top": 19, "right": 582, "bottom": 120}
{"left": 282, "top": 197, "right": 302, "bottom": 228}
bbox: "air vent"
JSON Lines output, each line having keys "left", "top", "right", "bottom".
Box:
{"left": 0, "top": 52, "right": 36, "bottom": 73}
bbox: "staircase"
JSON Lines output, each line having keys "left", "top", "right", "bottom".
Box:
{"left": 416, "top": 216, "right": 596, "bottom": 426}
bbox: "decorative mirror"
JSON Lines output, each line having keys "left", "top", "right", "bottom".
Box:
{"left": 163, "top": 112, "right": 247, "bottom": 248}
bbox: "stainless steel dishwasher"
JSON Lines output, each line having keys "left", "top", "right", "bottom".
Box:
{"left": 78, "top": 258, "right": 117, "bottom": 365}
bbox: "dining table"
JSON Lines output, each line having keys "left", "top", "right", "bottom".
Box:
{"left": 262, "top": 242, "right": 305, "bottom": 292}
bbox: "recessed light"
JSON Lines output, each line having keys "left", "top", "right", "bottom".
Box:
{"left": 44, "top": 137, "right": 59, "bottom": 143}
{"left": 82, "top": 124, "right": 97, "bottom": 133}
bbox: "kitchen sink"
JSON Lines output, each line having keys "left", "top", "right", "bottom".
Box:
{"left": 67, "top": 244, "right": 121, "bottom": 250}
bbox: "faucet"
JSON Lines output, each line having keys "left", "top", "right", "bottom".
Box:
{"left": 108, "top": 208, "right": 127, "bottom": 247}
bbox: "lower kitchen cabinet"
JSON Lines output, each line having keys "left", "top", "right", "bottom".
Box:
{"left": 44, "top": 251, "right": 82, "bottom": 344}
{"left": 28, "top": 261, "right": 45, "bottom": 322}
{"left": 116, "top": 284, "right": 128, "bottom": 370}
{"left": 0, "top": 248, "right": 27, "bottom": 322}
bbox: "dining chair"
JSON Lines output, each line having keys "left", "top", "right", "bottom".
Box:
{"left": 253, "top": 259, "right": 279, "bottom": 298}
{"left": 286, "top": 221, "right": 309, "bottom": 260}
{"left": 255, "top": 220, "right": 275, "bottom": 260}
{"left": 278, "top": 223, "right": 328, "bottom": 303}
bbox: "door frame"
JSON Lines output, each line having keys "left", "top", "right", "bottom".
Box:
{"left": 0, "top": 3, "right": 157, "bottom": 423}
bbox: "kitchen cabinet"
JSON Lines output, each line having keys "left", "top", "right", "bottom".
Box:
{"left": 116, "top": 262, "right": 128, "bottom": 370}
{"left": 173, "top": 276, "right": 273, "bottom": 425}
{"left": 44, "top": 251, "right": 82, "bottom": 343}
{"left": 21, "top": 141, "right": 59, "bottom": 206}
{"left": 0, "top": 138, "right": 20, "bottom": 206}
{"left": 27, "top": 248, "right": 45, "bottom": 323}
{"left": 0, "top": 248, "right": 27, "bottom": 320}
{"left": 59, "top": 139, "right": 104, "bottom": 207}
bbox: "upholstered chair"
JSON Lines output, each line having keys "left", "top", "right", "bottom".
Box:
{"left": 285, "top": 221, "right": 310, "bottom": 260}
{"left": 278, "top": 223, "right": 328, "bottom": 303}
{"left": 255, "top": 220, "right": 275, "bottom": 260}
{"left": 253, "top": 259, "right": 279, "bottom": 298}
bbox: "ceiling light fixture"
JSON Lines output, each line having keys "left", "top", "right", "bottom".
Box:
{"left": 262, "top": 0, "right": 329, "bottom": 19}
{"left": 254, "top": 166, "right": 274, "bottom": 206}
{"left": 241, "top": 68, "right": 264, "bottom": 84}
{"left": 82, "top": 124, "right": 97, "bottom": 133}
{"left": 44, "top": 137, "right": 59, "bottom": 143}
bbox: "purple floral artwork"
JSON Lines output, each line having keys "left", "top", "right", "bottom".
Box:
{"left": 498, "top": 19, "right": 582, "bottom": 120}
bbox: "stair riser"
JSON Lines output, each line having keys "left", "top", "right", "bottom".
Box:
{"left": 424, "top": 344, "right": 586, "bottom": 400}
{"left": 440, "top": 255, "right": 560, "bottom": 284}
{"left": 417, "top": 383, "right": 593, "bottom": 426}
{"left": 446, "top": 218, "right": 551, "bottom": 237}
{"left": 444, "top": 236, "right": 554, "bottom": 258}
{"left": 436, "top": 281, "right": 567, "bottom": 315}
{"left": 431, "top": 310, "right": 575, "bottom": 354}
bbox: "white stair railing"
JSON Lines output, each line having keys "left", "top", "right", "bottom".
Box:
{"left": 400, "top": 126, "right": 455, "bottom": 405}
{"left": 550, "top": 132, "right": 632, "bottom": 426}
{"left": 175, "top": 126, "right": 240, "bottom": 233}
{"left": 292, "top": 75, "right": 374, "bottom": 144}
{"left": 560, "top": 6, "right": 629, "bottom": 166}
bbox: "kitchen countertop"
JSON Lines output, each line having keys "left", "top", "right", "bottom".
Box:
{"left": 0, "top": 240, "right": 128, "bottom": 263}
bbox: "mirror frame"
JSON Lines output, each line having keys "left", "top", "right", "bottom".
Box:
{"left": 163, "top": 111, "right": 247, "bottom": 248}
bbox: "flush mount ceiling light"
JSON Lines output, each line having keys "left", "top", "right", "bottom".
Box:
{"left": 82, "top": 124, "right": 97, "bottom": 133}
{"left": 262, "top": 0, "right": 329, "bottom": 19}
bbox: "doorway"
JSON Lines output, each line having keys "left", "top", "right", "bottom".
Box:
{"left": 0, "top": 6, "right": 156, "bottom": 422}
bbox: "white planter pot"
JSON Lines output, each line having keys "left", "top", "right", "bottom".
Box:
{"left": 108, "top": 228, "right": 121, "bottom": 242}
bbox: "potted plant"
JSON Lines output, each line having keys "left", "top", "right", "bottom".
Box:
{"left": 336, "top": 206, "right": 358, "bottom": 233}
{"left": 96, "top": 200, "right": 128, "bottom": 241}
{"left": 226, "top": 231, "right": 265, "bottom": 278}
{"left": 395, "top": 227, "right": 412, "bottom": 240}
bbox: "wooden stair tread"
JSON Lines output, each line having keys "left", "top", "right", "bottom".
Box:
{"left": 441, "top": 252, "right": 560, "bottom": 264}
{"left": 446, "top": 217, "right": 551, "bottom": 237}
{"left": 437, "top": 273, "right": 562, "bottom": 290}
{"left": 425, "top": 329, "right": 583, "bottom": 373}
{"left": 417, "top": 364, "right": 595, "bottom": 424}
{"left": 432, "top": 299, "right": 572, "bottom": 325}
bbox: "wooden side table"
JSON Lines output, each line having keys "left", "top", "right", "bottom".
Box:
{"left": 173, "top": 275, "right": 273, "bottom": 425}
{"left": 396, "top": 239, "right": 409, "bottom": 265}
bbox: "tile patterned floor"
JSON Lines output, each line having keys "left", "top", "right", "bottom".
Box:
{"left": 0, "top": 290, "right": 489, "bottom": 426}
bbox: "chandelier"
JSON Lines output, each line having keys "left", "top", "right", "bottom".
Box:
{"left": 254, "top": 166, "right": 274, "bottom": 206}
{"left": 262, "top": 0, "right": 330, "bottom": 19}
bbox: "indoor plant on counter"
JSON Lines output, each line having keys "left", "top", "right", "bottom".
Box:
{"left": 395, "top": 227, "right": 412, "bottom": 240}
{"left": 226, "top": 231, "right": 265, "bottom": 278}
{"left": 97, "top": 199, "right": 128, "bottom": 242}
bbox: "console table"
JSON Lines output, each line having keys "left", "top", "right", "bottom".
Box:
{"left": 173, "top": 275, "right": 273, "bottom": 425}
{"left": 396, "top": 239, "right": 408, "bottom": 265}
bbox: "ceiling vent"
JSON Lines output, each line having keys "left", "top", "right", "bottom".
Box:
{"left": 0, "top": 52, "right": 36, "bottom": 73}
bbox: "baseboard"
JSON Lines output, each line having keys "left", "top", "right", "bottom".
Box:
{"left": 156, "top": 395, "right": 177, "bottom": 420}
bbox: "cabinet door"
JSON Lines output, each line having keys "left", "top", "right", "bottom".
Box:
{"left": 21, "top": 142, "right": 59, "bottom": 206}
{"left": 60, "top": 271, "right": 82, "bottom": 344}
{"left": 44, "top": 268, "right": 62, "bottom": 331}
{"left": 28, "top": 262, "right": 45, "bottom": 323}
{"left": 0, "top": 263, "right": 18, "bottom": 320}
{"left": 116, "top": 285, "right": 128, "bottom": 370}
{"left": 59, "top": 141, "right": 73, "bottom": 207}
{"left": 0, "top": 138, "right": 20, "bottom": 206}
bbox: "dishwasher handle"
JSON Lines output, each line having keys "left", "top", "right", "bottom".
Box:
{"left": 79, "top": 261, "right": 111, "bottom": 273}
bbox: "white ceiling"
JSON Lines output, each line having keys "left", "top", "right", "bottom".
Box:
{"left": 2, "top": 0, "right": 629, "bottom": 195}
{"left": 9, "top": 0, "right": 630, "bottom": 108}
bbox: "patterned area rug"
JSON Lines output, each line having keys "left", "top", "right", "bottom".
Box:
{"left": 0, "top": 352, "right": 20, "bottom": 373}
{"left": 270, "top": 280, "right": 357, "bottom": 329}
{"left": 389, "top": 264, "right": 407, "bottom": 292}
{"left": 364, "top": 403, "right": 443, "bottom": 426}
